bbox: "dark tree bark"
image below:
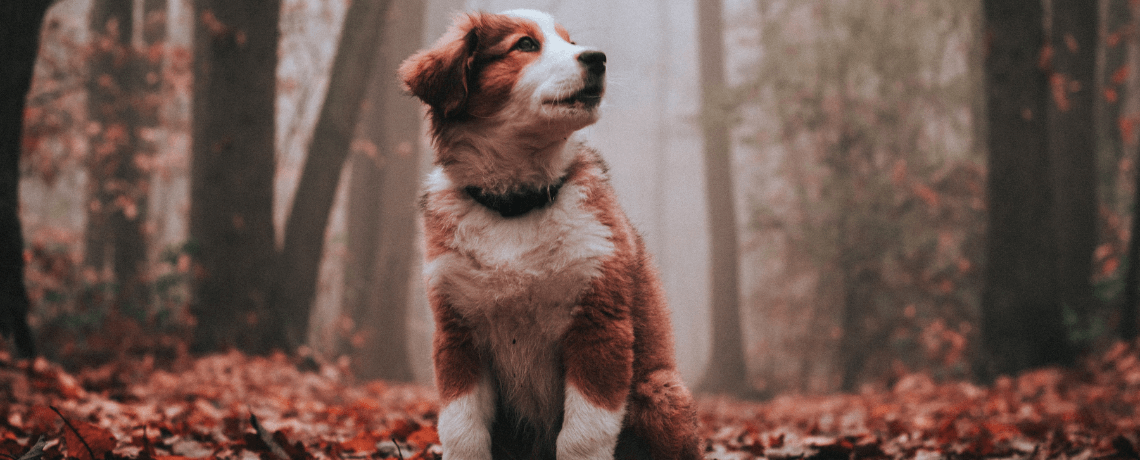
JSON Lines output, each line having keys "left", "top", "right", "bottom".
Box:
{"left": 1101, "top": 0, "right": 1131, "bottom": 210}
{"left": 977, "top": 0, "right": 1075, "bottom": 380}
{"left": 189, "top": 0, "right": 280, "bottom": 353}
{"left": 0, "top": 0, "right": 52, "bottom": 358}
{"left": 1114, "top": 1, "right": 1140, "bottom": 341}
{"left": 696, "top": 0, "right": 750, "bottom": 396}
{"left": 341, "top": 0, "right": 425, "bottom": 382}
{"left": 1047, "top": 0, "right": 1098, "bottom": 346}
{"left": 1124, "top": 142, "right": 1140, "bottom": 340}
{"left": 264, "top": 0, "right": 393, "bottom": 352}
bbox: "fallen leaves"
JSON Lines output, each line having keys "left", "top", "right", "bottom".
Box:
{"left": 701, "top": 342, "right": 1140, "bottom": 459}
{"left": 54, "top": 407, "right": 116, "bottom": 460}
{"left": 1, "top": 343, "right": 1140, "bottom": 459}
{"left": 0, "top": 351, "right": 440, "bottom": 460}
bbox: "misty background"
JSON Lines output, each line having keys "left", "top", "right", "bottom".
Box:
{"left": 13, "top": 0, "right": 1136, "bottom": 395}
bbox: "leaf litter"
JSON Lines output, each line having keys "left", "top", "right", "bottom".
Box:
{"left": 0, "top": 343, "right": 1139, "bottom": 459}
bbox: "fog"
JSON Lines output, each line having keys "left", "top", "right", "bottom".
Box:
{"left": 21, "top": 0, "right": 1128, "bottom": 394}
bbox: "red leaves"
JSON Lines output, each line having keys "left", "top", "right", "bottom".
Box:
{"left": 0, "top": 352, "right": 444, "bottom": 460}
{"left": 4, "top": 345, "right": 1140, "bottom": 460}
{"left": 404, "top": 426, "right": 440, "bottom": 448}
{"left": 701, "top": 342, "right": 1140, "bottom": 458}
{"left": 57, "top": 412, "right": 116, "bottom": 460}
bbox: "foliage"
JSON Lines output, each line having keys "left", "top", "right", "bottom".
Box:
{"left": 20, "top": 1, "right": 197, "bottom": 362}
{"left": 22, "top": 15, "right": 88, "bottom": 185}
{"left": 23, "top": 230, "right": 194, "bottom": 369}
{"left": 733, "top": 0, "right": 984, "bottom": 393}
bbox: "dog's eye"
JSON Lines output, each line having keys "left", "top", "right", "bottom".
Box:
{"left": 512, "top": 36, "right": 540, "bottom": 52}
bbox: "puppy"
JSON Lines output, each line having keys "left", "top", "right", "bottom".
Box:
{"left": 400, "top": 10, "right": 700, "bottom": 460}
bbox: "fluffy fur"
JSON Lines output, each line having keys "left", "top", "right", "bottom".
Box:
{"left": 400, "top": 9, "right": 700, "bottom": 460}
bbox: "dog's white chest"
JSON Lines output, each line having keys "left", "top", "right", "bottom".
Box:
{"left": 424, "top": 172, "right": 615, "bottom": 425}
{"left": 426, "top": 177, "right": 615, "bottom": 318}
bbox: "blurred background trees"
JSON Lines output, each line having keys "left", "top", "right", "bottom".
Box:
{"left": 338, "top": 0, "right": 427, "bottom": 382}
{"left": 8, "top": 0, "right": 1140, "bottom": 396}
{"left": 188, "top": 0, "right": 281, "bottom": 353}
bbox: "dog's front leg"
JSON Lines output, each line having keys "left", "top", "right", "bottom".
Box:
{"left": 557, "top": 300, "right": 634, "bottom": 460}
{"left": 432, "top": 303, "right": 494, "bottom": 460}
{"left": 437, "top": 376, "right": 493, "bottom": 460}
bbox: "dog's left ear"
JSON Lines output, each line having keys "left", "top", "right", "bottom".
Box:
{"left": 399, "top": 14, "right": 480, "bottom": 119}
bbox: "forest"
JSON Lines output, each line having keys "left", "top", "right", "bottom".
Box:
{"left": 2, "top": 0, "right": 1140, "bottom": 458}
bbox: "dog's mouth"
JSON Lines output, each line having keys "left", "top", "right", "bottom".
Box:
{"left": 546, "top": 84, "right": 604, "bottom": 108}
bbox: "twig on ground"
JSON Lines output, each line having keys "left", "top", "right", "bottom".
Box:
{"left": 50, "top": 406, "right": 95, "bottom": 460}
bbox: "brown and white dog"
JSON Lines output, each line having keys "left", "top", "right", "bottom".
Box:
{"left": 400, "top": 10, "right": 700, "bottom": 460}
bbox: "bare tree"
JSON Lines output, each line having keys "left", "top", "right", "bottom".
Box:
{"left": 341, "top": 0, "right": 425, "bottom": 381}
{"left": 696, "top": 0, "right": 750, "bottom": 396}
{"left": 977, "top": 0, "right": 1075, "bottom": 380}
{"left": 264, "top": 0, "right": 393, "bottom": 352}
{"left": 189, "top": 0, "right": 281, "bottom": 353}
{"left": 0, "top": 0, "right": 53, "bottom": 358}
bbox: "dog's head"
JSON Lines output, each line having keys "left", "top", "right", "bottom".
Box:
{"left": 399, "top": 10, "right": 606, "bottom": 138}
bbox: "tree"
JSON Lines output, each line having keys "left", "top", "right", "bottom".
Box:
{"left": 341, "top": 0, "right": 425, "bottom": 381}
{"left": 1047, "top": 0, "right": 1098, "bottom": 347}
{"left": 85, "top": 0, "right": 166, "bottom": 315}
{"left": 189, "top": 0, "right": 281, "bottom": 353}
{"left": 1100, "top": 0, "right": 1132, "bottom": 214}
{"left": 696, "top": 0, "right": 750, "bottom": 396}
{"left": 977, "top": 0, "right": 1075, "bottom": 379}
{"left": 1124, "top": 143, "right": 1140, "bottom": 340}
{"left": 0, "top": 0, "right": 52, "bottom": 358}
{"left": 264, "top": 0, "right": 393, "bottom": 352}
{"left": 737, "top": 1, "right": 982, "bottom": 393}
{"left": 1112, "top": 2, "right": 1140, "bottom": 341}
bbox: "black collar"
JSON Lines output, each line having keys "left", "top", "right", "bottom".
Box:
{"left": 464, "top": 178, "right": 566, "bottom": 218}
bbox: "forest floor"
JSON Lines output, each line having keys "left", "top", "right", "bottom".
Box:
{"left": 1, "top": 343, "right": 1139, "bottom": 460}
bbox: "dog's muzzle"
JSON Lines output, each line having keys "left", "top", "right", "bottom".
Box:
{"left": 577, "top": 51, "right": 606, "bottom": 101}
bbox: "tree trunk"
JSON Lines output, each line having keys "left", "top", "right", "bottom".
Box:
{"left": 1123, "top": 141, "right": 1140, "bottom": 340}
{"left": 84, "top": 0, "right": 167, "bottom": 316}
{"left": 341, "top": 0, "right": 425, "bottom": 382}
{"left": 1100, "top": 0, "right": 1130, "bottom": 212}
{"left": 189, "top": 0, "right": 280, "bottom": 353}
{"left": 1115, "top": 1, "right": 1140, "bottom": 341}
{"left": 1047, "top": 0, "right": 1098, "bottom": 347}
{"left": 977, "top": 0, "right": 1074, "bottom": 380}
{"left": 86, "top": 0, "right": 141, "bottom": 302}
{"left": 84, "top": 0, "right": 130, "bottom": 272}
{"left": 264, "top": 0, "right": 393, "bottom": 352}
{"left": 0, "top": 0, "right": 52, "bottom": 358}
{"left": 696, "top": 0, "right": 750, "bottom": 396}
{"left": 119, "top": 0, "right": 167, "bottom": 314}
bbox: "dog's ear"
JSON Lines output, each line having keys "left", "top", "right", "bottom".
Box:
{"left": 399, "top": 14, "right": 479, "bottom": 119}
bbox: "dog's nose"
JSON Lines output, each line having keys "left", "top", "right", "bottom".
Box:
{"left": 578, "top": 51, "right": 606, "bottom": 75}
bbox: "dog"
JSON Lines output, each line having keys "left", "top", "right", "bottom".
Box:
{"left": 400, "top": 10, "right": 701, "bottom": 460}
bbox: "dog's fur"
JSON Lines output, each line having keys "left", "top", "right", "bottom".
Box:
{"left": 400, "top": 10, "right": 700, "bottom": 460}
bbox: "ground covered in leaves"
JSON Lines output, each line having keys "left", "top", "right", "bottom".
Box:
{"left": 2, "top": 344, "right": 1140, "bottom": 460}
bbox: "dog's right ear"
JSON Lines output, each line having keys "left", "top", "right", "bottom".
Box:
{"left": 399, "top": 14, "right": 479, "bottom": 119}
